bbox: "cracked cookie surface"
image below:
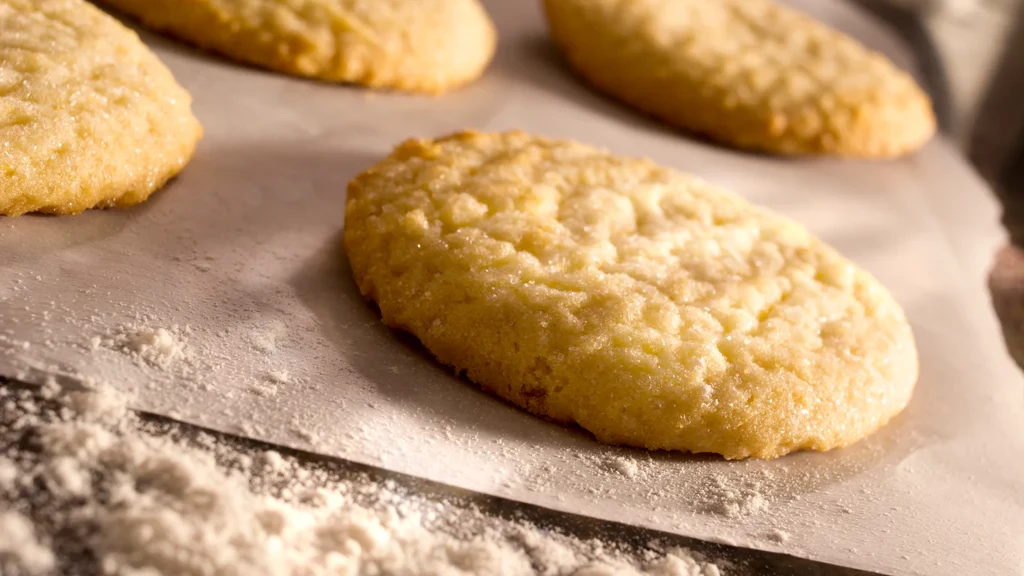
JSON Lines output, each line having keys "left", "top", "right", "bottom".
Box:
{"left": 344, "top": 131, "right": 918, "bottom": 459}
{"left": 0, "top": 0, "right": 201, "bottom": 216}
{"left": 96, "top": 0, "right": 496, "bottom": 94}
{"left": 543, "top": 0, "right": 935, "bottom": 157}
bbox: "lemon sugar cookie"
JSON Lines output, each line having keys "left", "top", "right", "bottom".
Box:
{"left": 0, "top": 0, "right": 201, "bottom": 216}
{"left": 543, "top": 0, "right": 936, "bottom": 157}
{"left": 96, "top": 0, "right": 497, "bottom": 94}
{"left": 344, "top": 131, "right": 919, "bottom": 459}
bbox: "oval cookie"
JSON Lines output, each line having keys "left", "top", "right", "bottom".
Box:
{"left": 0, "top": 0, "right": 202, "bottom": 216}
{"left": 344, "top": 131, "right": 919, "bottom": 459}
{"left": 543, "top": 0, "right": 936, "bottom": 157}
{"left": 96, "top": 0, "right": 497, "bottom": 94}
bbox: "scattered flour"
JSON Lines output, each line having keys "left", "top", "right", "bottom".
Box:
{"left": 0, "top": 510, "right": 56, "bottom": 575}
{"left": 102, "top": 324, "right": 190, "bottom": 369}
{"left": 700, "top": 475, "right": 768, "bottom": 519}
{"left": 247, "top": 321, "right": 287, "bottom": 355}
{"left": 606, "top": 457, "right": 641, "bottom": 480}
{"left": 0, "top": 380, "right": 724, "bottom": 576}
{"left": 250, "top": 381, "right": 280, "bottom": 398}
{"left": 63, "top": 382, "right": 130, "bottom": 425}
{"left": 0, "top": 457, "right": 17, "bottom": 491}
{"left": 514, "top": 526, "right": 580, "bottom": 575}
{"left": 520, "top": 450, "right": 787, "bottom": 534}
{"left": 44, "top": 457, "right": 89, "bottom": 497}
{"left": 267, "top": 369, "right": 290, "bottom": 384}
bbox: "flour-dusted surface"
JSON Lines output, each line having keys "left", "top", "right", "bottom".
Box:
{"left": 0, "top": 380, "right": 724, "bottom": 576}
{"left": 0, "top": 0, "right": 1022, "bottom": 574}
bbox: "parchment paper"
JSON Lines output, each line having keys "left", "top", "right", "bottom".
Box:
{"left": 2, "top": 1, "right": 1023, "bottom": 574}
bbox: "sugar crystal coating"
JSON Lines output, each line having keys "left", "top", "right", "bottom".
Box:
{"left": 0, "top": 0, "right": 201, "bottom": 216}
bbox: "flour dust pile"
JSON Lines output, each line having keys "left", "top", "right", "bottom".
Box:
{"left": 0, "top": 379, "right": 724, "bottom": 576}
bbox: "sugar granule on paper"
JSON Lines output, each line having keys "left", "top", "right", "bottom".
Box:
{"left": 0, "top": 381, "right": 725, "bottom": 576}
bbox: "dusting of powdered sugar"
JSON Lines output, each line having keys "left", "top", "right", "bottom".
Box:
{"left": 0, "top": 380, "right": 726, "bottom": 576}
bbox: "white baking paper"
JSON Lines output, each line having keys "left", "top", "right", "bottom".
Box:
{"left": 2, "top": 1, "right": 1022, "bottom": 574}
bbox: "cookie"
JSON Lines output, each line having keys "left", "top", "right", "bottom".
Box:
{"left": 0, "top": 0, "right": 201, "bottom": 216}
{"left": 344, "top": 131, "right": 918, "bottom": 459}
{"left": 95, "top": 0, "right": 497, "bottom": 94}
{"left": 542, "top": 0, "right": 936, "bottom": 157}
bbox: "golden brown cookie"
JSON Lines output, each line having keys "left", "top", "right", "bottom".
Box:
{"left": 543, "top": 0, "right": 936, "bottom": 157}
{"left": 344, "top": 130, "right": 919, "bottom": 459}
{"left": 96, "top": 0, "right": 497, "bottom": 94}
{"left": 0, "top": 0, "right": 201, "bottom": 216}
